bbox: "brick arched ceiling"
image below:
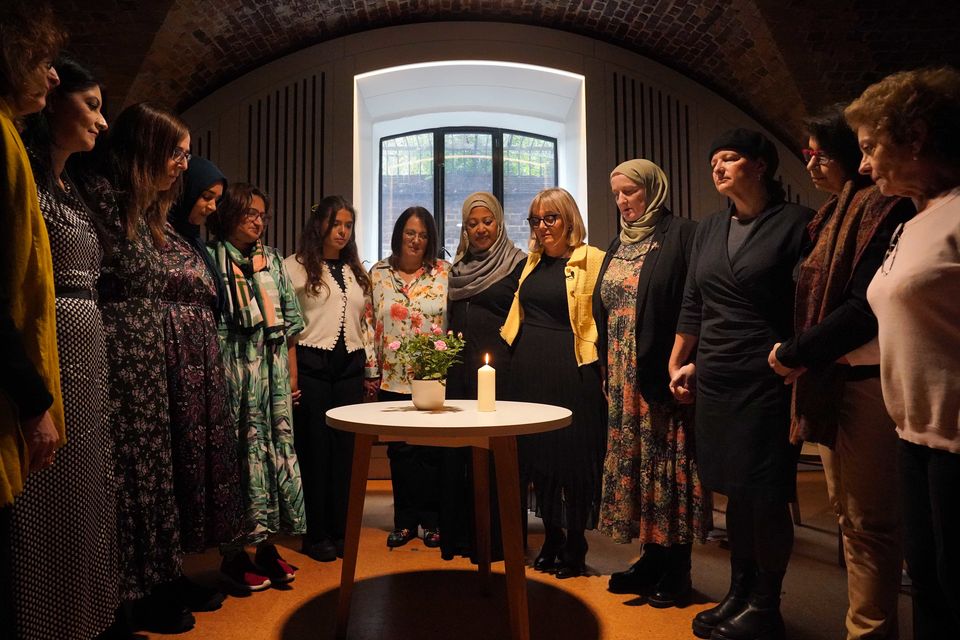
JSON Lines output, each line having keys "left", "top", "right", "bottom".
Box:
{"left": 58, "top": 0, "right": 960, "bottom": 148}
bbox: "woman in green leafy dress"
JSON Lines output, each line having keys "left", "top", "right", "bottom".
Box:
{"left": 594, "top": 159, "right": 706, "bottom": 608}
{"left": 207, "top": 183, "right": 305, "bottom": 592}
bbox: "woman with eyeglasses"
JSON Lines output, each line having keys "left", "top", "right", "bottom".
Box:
{"left": 368, "top": 206, "right": 450, "bottom": 549}
{"left": 9, "top": 54, "right": 116, "bottom": 640}
{"left": 767, "top": 105, "right": 914, "bottom": 640}
{"left": 206, "top": 183, "right": 305, "bottom": 592}
{"left": 668, "top": 129, "right": 813, "bottom": 640}
{"left": 155, "top": 156, "right": 243, "bottom": 612}
{"left": 501, "top": 187, "right": 606, "bottom": 579}
{"left": 594, "top": 160, "right": 705, "bottom": 608}
{"left": 284, "top": 196, "right": 377, "bottom": 563}
{"left": 78, "top": 101, "right": 194, "bottom": 633}
{"left": 0, "top": 6, "right": 64, "bottom": 632}
{"left": 845, "top": 67, "right": 960, "bottom": 640}
{"left": 441, "top": 192, "right": 525, "bottom": 560}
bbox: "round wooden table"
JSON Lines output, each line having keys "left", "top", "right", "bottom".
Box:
{"left": 326, "top": 400, "right": 572, "bottom": 640}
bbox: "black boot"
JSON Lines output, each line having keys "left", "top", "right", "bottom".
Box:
{"left": 554, "top": 529, "right": 588, "bottom": 579}
{"left": 532, "top": 523, "right": 565, "bottom": 572}
{"left": 647, "top": 543, "right": 692, "bottom": 608}
{"left": 710, "top": 570, "right": 786, "bottom": 640}
{"left": 691, "top": 558, "right": 755, "bottom": 639}
{"left": 608, "top": 543, "right": 666, "bottom": 595}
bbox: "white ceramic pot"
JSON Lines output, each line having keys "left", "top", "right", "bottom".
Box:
{"left": 411, "top": 379, "right": 446, "bottom": 410}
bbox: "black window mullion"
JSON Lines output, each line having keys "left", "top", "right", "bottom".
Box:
{"left": 434, "top": 131, "right": 445, "bottom": 260}
{"left": 493, "top": 131, "right": 504, "bottom": 203}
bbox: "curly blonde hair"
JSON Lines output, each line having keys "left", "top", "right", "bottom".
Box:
{"left": 845, "top": 66, "right": 960, "bottom": 165}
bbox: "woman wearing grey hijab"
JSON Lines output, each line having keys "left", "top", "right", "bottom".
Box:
{"left": 440, "top": 192, "right": 524, "bottom": 560}
{"left": 592, "top": 159, "right": 706, "bottom": 607}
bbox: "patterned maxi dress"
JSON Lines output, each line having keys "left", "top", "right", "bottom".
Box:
{"left": 10, "top": 179, "right": 118, "bottom": 639}
{"left": 216, "top": 244, "right": 305, "bottom": 542}
{"left": 160, "top": 226, "right": 243, "bottom": 552}
{"left": 597, "top": 240, "right": 706, "bottom": 544}
{"left": 96, "top": 187, "right": 181, "bottom": 600}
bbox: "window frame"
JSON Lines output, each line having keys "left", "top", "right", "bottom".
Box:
{"left": 378, "top": 126, "right": 558, "bottom": 260}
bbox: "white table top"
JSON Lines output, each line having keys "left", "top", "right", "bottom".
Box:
{"left": 326, "top": 400, "right": 572, "bottom": 438}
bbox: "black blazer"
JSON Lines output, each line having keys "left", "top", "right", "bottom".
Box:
{"left": 592, "top": 210, "right": 697, "bottom": 403}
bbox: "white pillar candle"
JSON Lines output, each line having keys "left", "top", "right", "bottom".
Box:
{"left": 477, "top": 353, "right": 496, "bottom": 412}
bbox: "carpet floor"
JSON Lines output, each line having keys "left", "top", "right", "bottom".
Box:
{"left": 147, "top": 466, "right": 912, "bottom": 639}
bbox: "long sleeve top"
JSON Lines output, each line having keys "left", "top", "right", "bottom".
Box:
{"left": 368, "top": 259, "right": 450, "bottom": 393}
{"left": 284, "top": 255, "right": 378, "bottom": 378}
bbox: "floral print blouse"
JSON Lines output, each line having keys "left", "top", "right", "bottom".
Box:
{"left": 368, "top": 259, "right": 450, "bottom": 393}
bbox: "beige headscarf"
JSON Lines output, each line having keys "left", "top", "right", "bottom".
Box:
{"left": 449, "top": 191, "right": 525, "bottom": 301}
{"left": 611, "top": 159, "right": 669, "bottom": 245}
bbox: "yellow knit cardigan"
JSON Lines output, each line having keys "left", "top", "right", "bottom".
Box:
{"left": 0, "top": 102, "right": 64, "bottom": 507}
{"left": 500, "top": 243, "right": 606, "bottom": 366}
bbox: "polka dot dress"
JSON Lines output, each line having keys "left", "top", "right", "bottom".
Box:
{"left": 10, "top": 179, "right": 118, "bottom": 639}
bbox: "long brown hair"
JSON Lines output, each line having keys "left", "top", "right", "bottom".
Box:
{"left": 388, "top": 206, "right": 438, "bottom": 270}
{"left": 297, "top": 195, "right": 371, "bottom": 295}
{"left": 103, "top": 102, "right": 189, "bottom": 247}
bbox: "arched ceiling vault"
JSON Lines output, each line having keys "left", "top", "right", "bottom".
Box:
{"left": 59, "top": 0, "right": 960, "bottom": 149}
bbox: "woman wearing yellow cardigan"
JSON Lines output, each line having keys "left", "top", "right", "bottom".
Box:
{"left": 0, "top": 0, "right": 66, "bottom": 632}
{"left": 501, "top": 187, "right": 606, "bottom": 579}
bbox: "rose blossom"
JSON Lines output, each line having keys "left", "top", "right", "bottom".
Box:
{"left": 433, "top": 340, "right": 447, "bottom": 351}
{"left": 388, "top": 340, "right": 401, "bottom": 351}
{"left": 431, "top": 323, "right": 443, "bottom": 335}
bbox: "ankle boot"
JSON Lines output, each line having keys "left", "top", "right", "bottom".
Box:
{"left": 533, "top": 523, "right": 565, "bottom": 572}
{"left": 648, "top": 543, "right": 692, "bottom": 608}
{"left": 710, "top": 570, "right": 786, "bottom": 640}
{"left": 608, "top": 543, "right": 666, "bottom": 595}
{"left": 691, "top": 558, "right": 755, "bottom": 638}
{"left": 555, "top": 529, "right": 588, "bottom": 579}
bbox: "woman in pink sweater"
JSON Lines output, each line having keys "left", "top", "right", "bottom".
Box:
{"left": 846, "top": 66, "right": 960, "bottom": 640}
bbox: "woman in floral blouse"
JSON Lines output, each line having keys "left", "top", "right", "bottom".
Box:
{"left": 368, "top": 206, "right": 450, "bottom": 548}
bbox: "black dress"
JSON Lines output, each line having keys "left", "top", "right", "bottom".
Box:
{"left": 677, "top": 202, "right": 813, "bottom": 502}
{"left": 440, "top": 260, "right": 523, "bottom": 560}
{"left": 510, "top": 255, "right": 607, "bottom": 531}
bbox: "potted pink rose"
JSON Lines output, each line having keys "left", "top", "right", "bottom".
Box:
{"left": 389, "top": 324, "right": 466, "bottom": 409}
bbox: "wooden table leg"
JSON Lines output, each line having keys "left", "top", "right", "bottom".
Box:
{"left": 471, "top": 446, "right": 492, "bottom": 594}
{"left": 335, "top": 433, "right": 375, "bottom": 640}
{"left": 490, "top": 435, "right": 529, "bottom": 640}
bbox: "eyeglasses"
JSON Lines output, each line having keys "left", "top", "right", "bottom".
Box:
{"left": 880, "top": 222, "right": 904, "bottom": 276}
{"left": 403, "top": 229, "right": 429, "bottom": 242}
{"left": 527, "top": 213, "right": 562, "bottom": 229}
{"left": 242, "top": 208, "right": 269, "bottom": 223}
{"left": 801, "top": 148, "right": 834, "bottom": 167}
{"left": 171, "top": 148, "right": 192, "bottom": 165}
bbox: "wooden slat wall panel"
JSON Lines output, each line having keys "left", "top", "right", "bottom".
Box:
{"left": 227, "top": 72, "right": 326, "bottom": 257}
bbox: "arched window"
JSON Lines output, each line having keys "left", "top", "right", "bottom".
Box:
{"left": 379, "top": 127, "right": 557, "bottom": 260}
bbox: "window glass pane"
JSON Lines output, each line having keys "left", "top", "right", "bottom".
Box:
{"left": 380, "top": 133, "right": 434, "bottom": 259}
{"left": 502, "top": 133, "right": 556, "bottom": 251}
{"left": 443, "top": 132, "right": 493, "bottom": 260}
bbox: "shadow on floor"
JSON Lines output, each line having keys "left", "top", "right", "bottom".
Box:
{"left": 280, "top": 569, "right": 602, "bottom": 640}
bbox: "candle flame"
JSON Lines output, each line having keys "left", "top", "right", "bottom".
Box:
{"left": 485, "top": 353, "right": 490, "bottom": 365}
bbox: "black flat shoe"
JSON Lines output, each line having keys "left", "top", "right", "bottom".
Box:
{"left": 532, "top": 548, "right": 562, "bottom": 572}
{"left": 554, "top": 559, "right": 587, "bottom": 579}
{"left": 303, "top": 538, "right": 338, "bottom": 562}
{"left": 387, "top": 528, "right": 416, "bottom": 548}
{"left": 132, "top": 594, "right": 195, "bottom": 634}
{"left": 422, "top": 529, "right": 441, "bottom": 548}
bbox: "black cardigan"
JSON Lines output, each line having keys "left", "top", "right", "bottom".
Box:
{"left": 592, "top": 210, "right": 697, "bottom": 403}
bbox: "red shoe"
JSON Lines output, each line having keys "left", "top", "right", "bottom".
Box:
{"left": 220, "top": 552, "right": 272, "bottom": 592}
{"left": 255, "top": 544, "right": 296, "bottom": 584}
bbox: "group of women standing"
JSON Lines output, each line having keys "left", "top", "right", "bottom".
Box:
{"left": 3, "top": 4, "right": 959, "bottom": 640}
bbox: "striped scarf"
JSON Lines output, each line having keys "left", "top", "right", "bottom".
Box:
{"left": 215, "top": 240, "right": 285, "bottom": 342}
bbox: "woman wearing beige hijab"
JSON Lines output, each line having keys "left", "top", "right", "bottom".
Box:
{"left": 593, "top": 159, "right": 705, "bottom": 607}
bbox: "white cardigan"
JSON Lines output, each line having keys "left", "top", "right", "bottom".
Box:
{"left": 284, "top": 255, "right": 378, "bottom": 377}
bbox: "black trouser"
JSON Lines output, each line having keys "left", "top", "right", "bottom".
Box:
{"left": 0, "top": 506, "right": 13, "bottom": 640}
{"left": 725, "top": 495, "right": 794, "bottom": 573}
{"left": 379, "top": 390, "right": 442, "bottom": 531}
{"left": 899, "top": 440, "right": 960, "bottom": 640}
{"left": 293, "top": 344, "right": 364, "bottom": 544}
